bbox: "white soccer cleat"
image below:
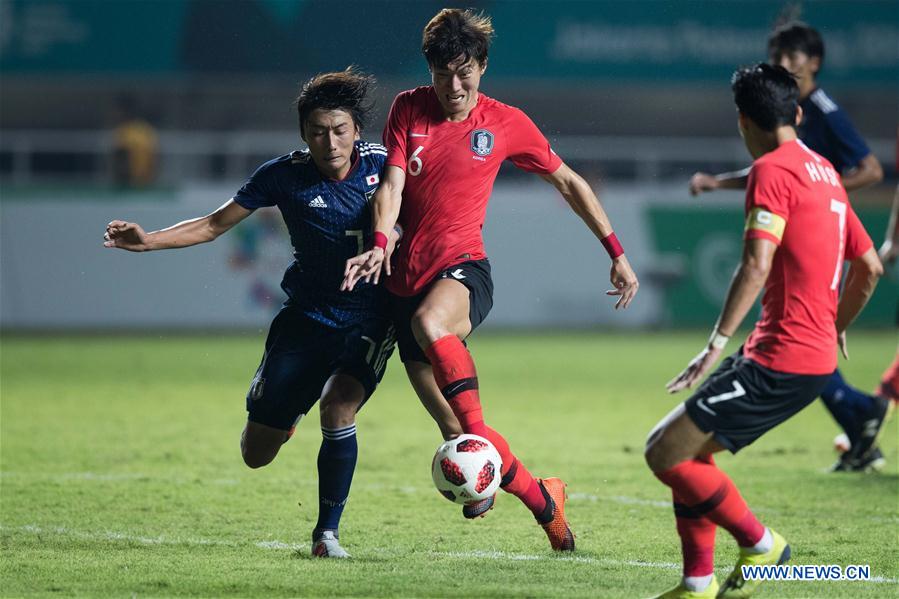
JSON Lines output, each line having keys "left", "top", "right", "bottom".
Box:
{"left": 311, "top": 530, "right": 350, "bottom": 558}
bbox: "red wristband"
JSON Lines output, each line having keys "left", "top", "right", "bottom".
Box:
{"left": 373, "top": 231, "right": 388, "bottom": 250}
{"left": 600, "top": 232, "right": 624, "bottom": 259}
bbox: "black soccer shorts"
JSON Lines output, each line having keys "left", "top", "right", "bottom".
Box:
{"left": 245, "top": 306, "right": 395, "bottom": 431}
{"left": 390, "top": 258, "right": 494, "bottom": 364}
{"left": 684, "top": 349, "right": 832, "bottom": 453}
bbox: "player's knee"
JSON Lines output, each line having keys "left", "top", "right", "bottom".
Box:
{"left": 241, "top": 443, "right": 278, "bottom": 469}
{"left": 319, "top": 376, "right": 364, "bottom": 429}
{"left": 240, "top": 424, "right": 285, "bottom": 469}
{"left": 411, "top": 307, "right": 450, "bottom": 347}
{"left": 320, "top": 396, "right": 357, "bottom": 428}
{"left": 643, "top": 428, "right": 667, "bottom": 472}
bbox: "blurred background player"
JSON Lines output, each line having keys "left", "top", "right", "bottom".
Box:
{"left": 111, "top": 94, "right": 159, "bottom": 188}
{"left": 646, "top": 64, "right": 881, "bottom": 599}
{"left": 343, "top": 8, "right": 639, "bottom": 552}
{"left": 687, "top": 21, "right": 888, "bottom": 472}
{"left": 875, "top": 173, "right": 899, "bottom": 410}
{"left": 103, "top": 69, "right": 403, "bottom": 558}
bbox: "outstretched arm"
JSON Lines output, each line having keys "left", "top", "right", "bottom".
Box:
{"left": 667, "top": 238, "right": 776, "bottom": 392}
{"left": 540, "top": 163, "right": 639, "bottom": 309}
{"left": 841, "top": 153, "right": 884, "bottom": 192}
{"left": 342, "top": 165, "right": 405, "bottom": 290}
{"left": 689, "top": 167, "right": 752, "bottom": 196}
{"left": 104, "top": 199, "right": 253, "bottom": 252}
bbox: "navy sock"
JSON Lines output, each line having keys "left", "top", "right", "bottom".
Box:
{"left": 315, "top": 424, "right": 358, "bottom": 534}
{"left": 820, "top": 369, "right": 875, "bottom": 445}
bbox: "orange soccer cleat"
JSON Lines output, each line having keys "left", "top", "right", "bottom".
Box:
{"left": 538, "top": 477, "right": 575, "bottom": 551}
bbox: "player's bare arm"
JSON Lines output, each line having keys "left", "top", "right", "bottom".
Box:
{"left": 667, "top": 238, "right": 776, "bottom": 393}
{"left": 104, "top": 199, "right": 252, "bottom": 252}
{"left": 834, "top": 247, "right": 883, "bottom": 358}
{"left": 342, "top": 165, "right": 406, "bottom": 290}
{"left": 540, "top": 163, "right": 639, "bottom": 309}
{"left": 688, "top": 167, "right": 752, "bottom": 196}
{"left": 841, "top": 153, "right": 884, "bottom": 192}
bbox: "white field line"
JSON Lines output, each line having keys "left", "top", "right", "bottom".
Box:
{"left": 3, "top": 472, "right": 896, "bottom": 524}
{"left": 3, "top": 524, "right": 897, "bottom": 585}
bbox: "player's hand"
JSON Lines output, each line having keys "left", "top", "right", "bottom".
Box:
{"left": 385, "top": 227, "right": 403, "bottom": 278}
{"left": 838, "top": 330, "right": 849, "bottom": 360}
{"left": 878, "top": 239, "right": 899, "bottom": 265}
{"left": 103, "top": 220, "right": 150, "bottom": 251}
{"left": 606, "top": 254, "right": 639, "bottom": 309}
{"left": 689, "top": 172, "right": 720, "bottom": 196}
{"left": 666, "top": 345, "right": 723, "bottom": 393}
{"left": 342, "top": 247, "right": 385, "bottom": 291}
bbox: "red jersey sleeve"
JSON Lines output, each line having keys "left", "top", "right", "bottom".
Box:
{"left": 844, "top": 203, "right": 874, "bottom": 260}
{"left": 744, "top": 161, "right": 793, "bottom": 245}
{"left": 383, "top": 92, "right": 412, "bottom": 171}
{"left": 504, "top": 108, "right": 562, "bottom": 175}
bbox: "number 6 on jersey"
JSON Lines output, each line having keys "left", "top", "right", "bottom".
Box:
{"left": 408, "top": 145, "right": 424, "bottom": 176}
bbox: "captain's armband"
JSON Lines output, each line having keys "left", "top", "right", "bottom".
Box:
{"left": 745, "top": 208, "right": 786, "bottom": 242}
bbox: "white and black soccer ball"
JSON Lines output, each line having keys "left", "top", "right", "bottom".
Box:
{"left": 431, "top": 434, "right": 502, "bottom": 505}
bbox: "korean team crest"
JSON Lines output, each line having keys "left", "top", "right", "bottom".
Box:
{"left": 470, "top": 129, "right": 494, "bottom": 156}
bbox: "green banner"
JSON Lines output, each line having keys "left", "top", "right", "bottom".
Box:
{"left": 649, "top": 205, "right": 896, "bottom": 327}
{"left": 2, "top": 0, "right": 896, "bottom": 83}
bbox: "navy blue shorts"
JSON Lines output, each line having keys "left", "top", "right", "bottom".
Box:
{"left": 685, "top": 349, "right": 831, "bottom": 453}
{"left": 246, "top": 307, "right": 395, "bottom": 431}
{"left": 391, "top": 259, "right": 494, "bottom": 363}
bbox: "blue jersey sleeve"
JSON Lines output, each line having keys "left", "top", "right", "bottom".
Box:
{"left": 825, "top": 108, "right": 871, "bottom": 172}
{"left": 233, "top": 157, "right": 284, "bottom": 209}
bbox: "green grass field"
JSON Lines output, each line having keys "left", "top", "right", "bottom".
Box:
{"left": 2, "top": 331, "right": 897, "bottom": 598}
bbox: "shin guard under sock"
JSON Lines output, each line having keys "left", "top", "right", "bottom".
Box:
{"left": 656, "top": 457, "right": 764, "bottom": 548}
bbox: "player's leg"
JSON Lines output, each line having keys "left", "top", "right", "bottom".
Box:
{"left": 404, "top": 360, "right": 463, "bottom": 441}
{"left": 645, "top": 405, "right": 729, "bottom": 598}
{"left": 241, "top": 308, "right": 331, "bottom": 468}
{"left": 647, "top": 353, "right": 829, "bottom": 598}
{"left": 310, "top": 316, "right": 395, "bottom": 558}
{"left": 409, "top": 262, "right": 573, "bottom": 550}
{"left": 241, "top": 421, "right": 290, "bottom": 468}
{"left": 819, "top": 370, "right": 863, "bottom": 446}
{"left": 878, "top": 350, "right": 899, "bottom": 404}
{"left": 823, "top": 368, "right": 891, "bottom": 472}
{"left": 312, "top": 373, "right": 366, "bottom": 559}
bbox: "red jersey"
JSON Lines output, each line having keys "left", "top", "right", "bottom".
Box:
{"left": 383, "top": 86, "right": 563, "bottom": 296}
{"left": 743, "top": 140, "right": 873, "bottom": 375}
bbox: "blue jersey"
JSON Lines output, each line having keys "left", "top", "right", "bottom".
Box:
{"left": 799, "top": 88, "right": 871, "bottom": 174}
{"left": 234, "top": 141, "right": 387, "bottom": 328}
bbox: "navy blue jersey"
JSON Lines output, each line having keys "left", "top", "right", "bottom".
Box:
{"left": 799, "top": 88, "right": 871, "bottom": 174}
{"left": 234, "top": 141, "right": 387, "bottom": 328}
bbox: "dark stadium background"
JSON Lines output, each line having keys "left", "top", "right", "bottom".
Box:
{"left": 2, "top": 0, "right": 896, "bottom": 330}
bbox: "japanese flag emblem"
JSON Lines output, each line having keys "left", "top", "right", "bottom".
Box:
{"left": 366, "top": 174, "right": 379, "bottom": 186}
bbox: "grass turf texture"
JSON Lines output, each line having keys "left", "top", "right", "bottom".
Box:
{"left": 1, "top": 332, "right": 896, "bottom": 597}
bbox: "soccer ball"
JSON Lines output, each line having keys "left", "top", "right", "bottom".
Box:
{"left": 431, "top": 434, "right": 502, "bottom": 505}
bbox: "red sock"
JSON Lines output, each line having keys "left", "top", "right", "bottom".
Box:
{"left": 425, "top": 335, "right": 547, "bottom": 517}
{"left": 656, "top": 456, "right": 764, "bottom": 548}
{"left": 672, "top": 489, "right": 717, "bottom": 577}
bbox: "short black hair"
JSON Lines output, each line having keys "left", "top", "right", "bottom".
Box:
{"left": 731, "top": 63, "right": 799, "bottom": 132}
{"left": 295, "top": 67, "right": 376, "bottom": 139}
{"left": 767, "top": 21, "right": 825, "bottom": 64}
{"left": 422, "top": 8, "right": 494, "bottom": 69}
